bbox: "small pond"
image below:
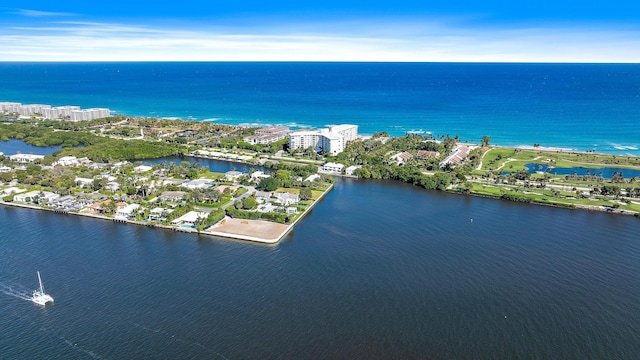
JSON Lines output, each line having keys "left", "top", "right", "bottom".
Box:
{"left": 0, "top": 139, "right": 62, "bottom": 156}
{"left": 523, "top": 163, "right": 640, "bottom": 179}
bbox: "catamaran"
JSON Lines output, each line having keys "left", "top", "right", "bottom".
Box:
{"left": 31, "top": 271, "right": 54, "bottom": 306}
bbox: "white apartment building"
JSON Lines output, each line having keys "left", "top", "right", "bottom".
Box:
{"left": 43, "top": 106, "right": 81, "bottom": 119}
{"left": 288, "top": 124, "right": 358, "bottom": 155}
{"left": 19, "top": 104, "right": 51, "bottom": 116}
{"left": 1, "top": 102, "right": 109, "bottom": 121}
{"left": 71, "top": 108, "right": 110, "bottom": 121}
{"left": 0, "top": 102, "right": 22, "bottom": 113}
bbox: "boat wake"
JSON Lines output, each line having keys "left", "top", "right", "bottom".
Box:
{"left": 0, "top": 282, "right": 32, "bottom": 302}
{"left": 59, "top": 335, "right": 103, "bottom": 360}
{"left": 83, "top": 305, "right": 230, "bottom": 360}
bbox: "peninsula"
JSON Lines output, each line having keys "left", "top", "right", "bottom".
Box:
{"left": 1, "top": 108, "right": 639, "bottom": 243}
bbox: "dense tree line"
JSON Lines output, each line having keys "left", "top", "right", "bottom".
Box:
{"left": 226, "top": 208, "right": 290, "bottom": 224}
{"left": 262, "top": 161, "right": 320, "bottom": 178}
{"left": 0, "top": 123, "right": 185, "bottom": 161}
{"left": 355, "top": 164, "right": 451, "bottom": 191}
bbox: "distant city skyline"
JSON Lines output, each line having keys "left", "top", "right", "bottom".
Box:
{"left": 1, "top": 1, "right": 639, "bottom": 62}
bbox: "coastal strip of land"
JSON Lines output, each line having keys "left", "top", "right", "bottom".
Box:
{"left": 2, "top": 114, "right": 640, "bottom": 224}
{"left": 0, "top": 182, "right": 332, "bottom": 243}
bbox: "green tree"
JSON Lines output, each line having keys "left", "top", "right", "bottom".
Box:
{"left": 242, "top": 196, "right": 257, "bottom": 210}
{"left": 186, "top": 168, "right": 199, "bottom": 180}
{"left": 299, "top": 188, "right": 312, "bottom": 200}
{"left": 481, "top": 135, "right": 491, "bottom": 147}
{"left": 259, "top": 177, "right": 280, "bottom": 192}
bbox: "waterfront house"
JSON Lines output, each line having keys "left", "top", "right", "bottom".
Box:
{"left": 250, "top": 171, "right": 271, "bottom": 183}
{"left": 14, "top": 190, "right": 59, "bottom": 204}
{"left": 38, "top": 192, "right": 60, "bottom": 205}
{"left": 345, "top": 165, "right": 362, "bottom": 176}
{"left": 13, "top": 190, "right": 41, "bottom": 203}
{"left": 148, "top": 207, "right": 173, "bottom": 221}
{"left": 0, "top": 166, "right": 11, "bottom": 173}
{"left": 0, "top": 187, "right": 25, "bottom": 197}
{"left": 88, "top": 200, "right": 127, "bottom": 214}
{"left": 273, "top": 192, "right": 299, "bottom": 206}
{"left": 171, "top": 211, "right": 208, "bottom": 226}
{"left": 115, "top": 203, "right": 141, "bottom": 219}
{"left": 224, "top": 170, "right": 244, "bottom": 182}
{"left": 321, "top": 162, "right": 345, "bottom": 174}
{"left": 49, "top": 195, "right": 81, "bottom": 210}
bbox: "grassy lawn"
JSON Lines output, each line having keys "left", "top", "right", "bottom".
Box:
{"left": 463, "top": 181, "right": 639, "bottom": 214}
{"left": 275, "top": 187, "right": 299, "bottom": 194}
{"left": 481, "top": 147, "right": 640, "bottom": 173}
{"left": 274, "top": 187, "right": 328, "bottom": 200}
{"left": 481, "top": 148, "right": 539, "bottom": 171}
{"left": 310, "top": 190, "right": 325, "bottom": 200}
{"left": 198, "top": 171, "right": 225, "bottom": 180}
{"left": 233, "top": 188, "right": 248, "bottom": 196}
{"left": 468, "top": 183, "right": 503, "bottom": 196}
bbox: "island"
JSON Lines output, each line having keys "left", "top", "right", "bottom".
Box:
{"left": 1, "top": 105, "right": 639, "bottom": 244}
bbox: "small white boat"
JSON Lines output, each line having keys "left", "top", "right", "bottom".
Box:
{"left": 31, "top": 271, "right": 54, "bottom": 306}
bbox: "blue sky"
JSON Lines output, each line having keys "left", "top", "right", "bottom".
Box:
{"left": 1, "top": 1, "right": 639, "bottom": 62}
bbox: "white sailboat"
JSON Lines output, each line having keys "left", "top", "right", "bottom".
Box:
{"left": 31, "top": 271, "right": 54, "bottom": 306}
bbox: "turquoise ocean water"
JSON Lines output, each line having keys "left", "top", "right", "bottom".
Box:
{"left": 2, "top": 63, "right": 640, "bottom": 358}
{"left": 1, "top": 62, "right": 639, "bottom": 155}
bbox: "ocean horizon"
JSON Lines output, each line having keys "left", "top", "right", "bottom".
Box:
{"left": 1, "top": 62, "right": 639, "bottom": 156}
{"left": 3, "top": 63, "right": 640, "bottom": 358}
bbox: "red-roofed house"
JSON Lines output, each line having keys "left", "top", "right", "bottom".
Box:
{"left": 417, "top": 150, "right": 440, "bottom": 158}
{"left": 439, "top": 145, "right": 472, "bottom": 168}
{"left": 390, "top": 151, "right": 414, "bottom": 165}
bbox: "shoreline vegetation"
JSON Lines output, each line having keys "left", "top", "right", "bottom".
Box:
{"left": 1, "top": 114, "right": 639, "bottom": 243}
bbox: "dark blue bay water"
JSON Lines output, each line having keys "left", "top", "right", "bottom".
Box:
{"left": 1, "top": 62, "right": 639, "bottom": 155}
{"left": 2, "top": 177, "right": 640, "bottom": 359}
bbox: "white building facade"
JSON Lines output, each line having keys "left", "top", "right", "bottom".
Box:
{"left": 288, "top": 124, "right": 358, "bottom": 155}
{"left": 1, "top": 102, "right": 109, "bottom": 121}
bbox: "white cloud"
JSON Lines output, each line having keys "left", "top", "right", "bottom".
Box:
{"left": 1, "top": 19, "right": 640, "bottom": 62}
{"left": 13, "top": 9, "right": 77, "bottom": 17}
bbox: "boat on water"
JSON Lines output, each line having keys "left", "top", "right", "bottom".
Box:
{"left": 31, "top": 271, "right": 54, "bottom": 306}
